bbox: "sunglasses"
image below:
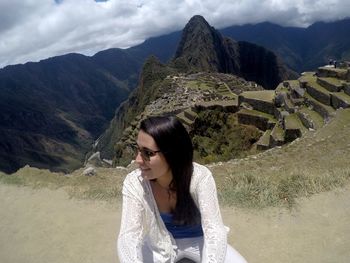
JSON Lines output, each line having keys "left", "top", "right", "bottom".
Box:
{"left": 130, "top": 144, "right": 161, "bottom": 162}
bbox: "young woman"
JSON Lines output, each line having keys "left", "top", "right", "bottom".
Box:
{"left": 117, "top": 115, "right": 247, "bottom": 263}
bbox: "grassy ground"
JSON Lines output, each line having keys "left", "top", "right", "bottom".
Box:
{"left": 1, "top": 109, "right": 350, "bottom": 209}
{"left": 240, "top": 90, "right": 275, "bottom": 102}
{"left": 0, "top": 166, "right": 128, "bottom": 202}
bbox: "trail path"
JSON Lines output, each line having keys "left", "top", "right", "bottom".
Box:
{"left": 1, "top": 184, "right": 349, "bottom": 263}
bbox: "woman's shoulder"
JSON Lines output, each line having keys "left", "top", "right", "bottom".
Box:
{"left": 123, "top": 168, "right": 143, "bottom": 187}
{"left": 192, "top": 162, "right": 213, "bottom": 181}
{"left": 193, "top": 162, "right": 211, "bottom": 174}
{"left": 190, "top": 163, "right": 216, "bottom": 195}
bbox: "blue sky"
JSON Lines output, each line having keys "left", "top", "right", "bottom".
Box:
{"left": 0, "top": 0, "right": 349, "bottom": 68}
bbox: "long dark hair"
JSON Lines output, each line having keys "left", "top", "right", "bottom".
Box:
{"left": 140, "top": 115, "right": 201, "bottom": 225}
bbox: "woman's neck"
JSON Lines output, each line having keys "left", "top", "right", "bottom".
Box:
{"left": 155, "top": 169, "right": 173, "bottom": 190}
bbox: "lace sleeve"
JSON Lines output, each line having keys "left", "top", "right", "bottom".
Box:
{"left": 197, "top": 168, "right": 227, "bottom": 263}
{"left": 117, "top": 174, "right": 144, "bottom": 263}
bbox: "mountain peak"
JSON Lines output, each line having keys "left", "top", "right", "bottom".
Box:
{"left": 173, "top": 15, "right": 295, "bottom": 89}
{"left": 174, "top": 15, "right": 226, "bottom": 72}
{"left": 187, "top": 15, "right": 211, "bottom": 27}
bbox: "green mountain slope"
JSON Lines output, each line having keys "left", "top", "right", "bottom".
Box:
{"left": 0, "top": 53, "right": 133, "bottom": 173}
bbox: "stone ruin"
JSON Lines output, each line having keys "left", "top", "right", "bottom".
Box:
{"left": 236, "top": 66, "right": 350, "bottom": 150}
{"left": 109, "top": 66, "right": 350, "bottom": 164}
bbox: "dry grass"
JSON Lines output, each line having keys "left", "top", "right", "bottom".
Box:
{"left": 0, "top": 165, "right": 129, "bottom": 203}
{"left": 1, "top": 109, "right": 350, "bottom": 209}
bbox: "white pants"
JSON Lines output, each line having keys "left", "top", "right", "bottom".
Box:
{"left": 175, "top": 237, "right": 247, "bottom": 263}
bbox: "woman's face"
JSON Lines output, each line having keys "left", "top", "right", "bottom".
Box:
{"left": 135, "top": 130, "right": 172, "bottom": 181}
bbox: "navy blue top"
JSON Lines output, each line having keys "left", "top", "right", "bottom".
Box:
{"left": 160, "top": 212, "right": 204, "bottom": 239}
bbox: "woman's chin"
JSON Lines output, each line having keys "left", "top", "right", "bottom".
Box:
{"left": 140, "top": 168, "right": 153, "bottom": 179}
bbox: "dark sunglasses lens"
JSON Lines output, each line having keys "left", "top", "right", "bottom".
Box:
{"left": 131, "top": 144, "right": 158, "bottom": 161}
{"left": 141, "top": 149, "right": 153, "bottom": 161}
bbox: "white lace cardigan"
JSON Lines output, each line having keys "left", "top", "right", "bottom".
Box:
{"left": 117, "top": 162, "right": 228, "bottom": 262}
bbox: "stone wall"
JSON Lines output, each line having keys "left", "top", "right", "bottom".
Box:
{"left": 194, "top": 101, "right": 239, "bottom": 113}
{"left": 305, "top": 83, "right": 331, "bottom": 105}
{"left": 270, "top": 125, "right": 284, "bottom": 147}
{"left": 317, "top": 78, "right": 342, "bottom": 92}
{"left": 331, "top": 94, "right": 350, "bottom": 109}
{"left": 237, "top": 111, "right": 274, "bottom": 131}
{"left": 256, "top": 129, "right": 271, "bottom": 150}
{"left": 305, "top": 99, "right": 331, "bottom": 120}
{"left": 344, "top": 82, "right": 350, "bottom": 96}
{"left": 238, "top": 96, "right": 275, "bottom": 115}
{"left": 317, "top": 67, "right": 349, "bottom": 80}
{"left": 297, "top": 112, "right": 314, "bottom": 129}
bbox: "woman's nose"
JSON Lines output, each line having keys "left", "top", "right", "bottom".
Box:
{"left": 135, "top": 151, "right": 144, "bottom": 164}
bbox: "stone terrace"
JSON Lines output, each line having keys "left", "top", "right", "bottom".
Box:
{"left": 236, "top": 65, "right": 350, "bottom": 150}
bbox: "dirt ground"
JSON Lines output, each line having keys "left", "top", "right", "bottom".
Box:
{"left": 0, "top": 184, "right": 349, "bottom": 263}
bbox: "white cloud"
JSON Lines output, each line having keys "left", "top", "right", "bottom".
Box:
{"left": 0, "top": 0, "right": 349, "bottom": 68}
